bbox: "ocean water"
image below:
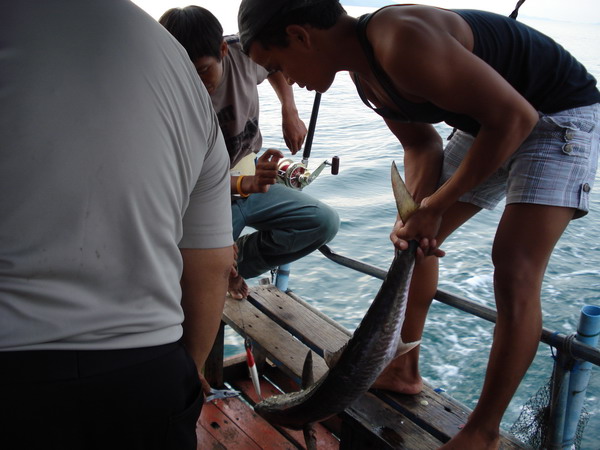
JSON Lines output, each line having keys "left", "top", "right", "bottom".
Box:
{"left": 224, "top": 15, "right": 600, "bottom": 448}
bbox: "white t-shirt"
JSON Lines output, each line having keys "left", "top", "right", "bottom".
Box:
{"left": 0, "top": 0, "right": 232, "bottom": 350}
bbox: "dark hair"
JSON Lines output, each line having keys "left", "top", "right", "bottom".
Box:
{"left": 251, "top": 1, "right": 345, "bottom": 51}
{"left": 159, "top": 6, "right": 223, "bottom": 61}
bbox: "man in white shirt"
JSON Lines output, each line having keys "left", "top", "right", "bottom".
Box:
{"left": 0, "top": 1, "right": 233, "bottom": 448}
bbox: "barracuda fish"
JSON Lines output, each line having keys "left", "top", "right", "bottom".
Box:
{"left": 254, "top": 162, "right": 420, "bottom": 429}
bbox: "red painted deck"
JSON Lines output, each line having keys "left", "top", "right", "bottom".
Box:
{"left": 197, "top": 376, "right": 340, "bottom": 449}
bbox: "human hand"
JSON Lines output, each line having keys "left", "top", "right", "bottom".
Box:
{"left": 244, "top": 149, "right": 283, "bottom": 193}
{"left": 198, "top": 371, "right": 212, "bottom": 396}
{"left": 390, "top": 198, "right": 445, "bottom": 259}
{"left": 282, "top": 114, "right": 307, "bottom": 155}
{"left": 229, "top": 242, "right": 240, "bottom": 281}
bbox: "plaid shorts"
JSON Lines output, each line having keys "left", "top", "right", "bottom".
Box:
{"left": 441, "top": 103, "right": 600, "bottom": 218}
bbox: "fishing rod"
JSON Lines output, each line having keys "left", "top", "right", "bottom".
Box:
{"left": 276, "top": 92, "right": 340, "bottom": 190}
{"left": 302, "top": 91, "right": 322, "bottom": 165}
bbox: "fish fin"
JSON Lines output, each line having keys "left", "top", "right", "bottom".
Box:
{"left": 301, "top": 350, "right": 314, "bottom": 389}
{"left": 394, "top": 339, "right": 421, "bottom": 358}
{"left": 324, "top": 343, "right": 346, "bottom": 368}
{"left": 391, "top": 161, "right": 419, "bottom": 223}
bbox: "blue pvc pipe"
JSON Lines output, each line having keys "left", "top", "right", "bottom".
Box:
{"left": 562, "top": 305, "right": 600, "bottom": 448}
{"left": 274, "top": 263, "right": 291, "bottom": 292}
{"left": 548, "top": 349, "right": 571, "bottom": 449}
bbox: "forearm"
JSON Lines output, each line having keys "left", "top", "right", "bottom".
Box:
{"left": 231, "top": 175, "right": 252, "bottom": 196}
{"left": 268, "top": 71, "right": 297, "bottom": 115}
{"left": 268, "top": 72, "right": 306, "bottom": 153}
{"left": 388, "top": 121, "right": 444, "bottom": 203}
{"left": 232, "top": 174, "right": 265, "bottom": 196}
{"left": 180, "top": 246, "right": 233, "bottom": 370}
{"left": 403, "top": 138, "right": 444, "bottom": 203}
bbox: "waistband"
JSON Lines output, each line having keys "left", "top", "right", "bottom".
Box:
{"left": 0, "top": 340, "right": 182, "bottom": 383}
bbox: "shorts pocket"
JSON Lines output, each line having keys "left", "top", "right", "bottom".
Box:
{"left": 538, "top": 114, "right": 595, "bottom": 160}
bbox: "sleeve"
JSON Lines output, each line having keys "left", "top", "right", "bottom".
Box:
{"left": 179, "top": 112, "right": 233, "bottom": 249}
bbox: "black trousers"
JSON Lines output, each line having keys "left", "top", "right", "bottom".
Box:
{"left": 0, "top": 340, "right": 203, "bottom": 450}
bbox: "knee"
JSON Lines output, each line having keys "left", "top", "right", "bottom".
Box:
{"left": 312, "top": 204, "right": 340, "bottom": 244}
{"left": 492, "top": 261, "right": 543, "bottom": 326}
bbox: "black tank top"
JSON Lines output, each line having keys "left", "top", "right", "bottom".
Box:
{"left": 353, "top": 8, "right": 600, "bottom": 135}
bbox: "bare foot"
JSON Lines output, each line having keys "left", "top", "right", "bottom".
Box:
{"left": 371, "top": 362, "right": 423, "bottom": 394}
{"left": 228, "top": 269, "right": 248, "bottom": 300}
{"left": 439, "top": 425, "right": 500, "bottom": 450}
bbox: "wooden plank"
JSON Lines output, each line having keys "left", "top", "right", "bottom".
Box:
{"left": 224, "top": 295, "right": 441, "bottom": 448}
{"left": 261, "top": 364, "right": 439, "bottom": 449}
{"left": 374, "top": 389, "right": 522, "bottom": 448}
{"left": 370, "top": 388, "right": 469, "bottom": 443}
{"left": 199, "top": 401, "right": 261, "bottom": 449}
{"left": 243, "top": 286, "right": 466, "bottom": 439}
{"left": 209, "top": 394, "right": 298, "bottom": 449}
{"left": 341, "top": 393, "right": 442, "bottom": 449}
{"left": 223, "top": 296, "right": 329, "bottom": 383}
{"left": 246, "top": 285, "right": 349, "bottom": 357}
{"left": 241, "top": 285, "right": 526, "bottom": 448}
{"left": 196, "top": 420, "right": 226, "bottom": 449}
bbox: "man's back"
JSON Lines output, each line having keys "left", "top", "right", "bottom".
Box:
{"left": 0, "top": 0, "right": 232, "bottom": 351}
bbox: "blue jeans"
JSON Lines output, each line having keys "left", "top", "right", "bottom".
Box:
{"left": 232, "top": 183, "right": 339, "bottom": 279}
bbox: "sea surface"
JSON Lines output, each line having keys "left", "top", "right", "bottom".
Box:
{"left": 225, "top": 14, "right": 600, "bottom": 448}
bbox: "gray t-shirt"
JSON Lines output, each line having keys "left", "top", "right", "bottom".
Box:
{"left": 210, "top": 36, "right": 269, "bottom": 167}
{"left": 0, "top": 0, "right": 232, "bottom": 350}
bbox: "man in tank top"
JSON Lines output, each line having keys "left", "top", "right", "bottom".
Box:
{"left": 237, "top": 1, "right": 600, "bottom": 448}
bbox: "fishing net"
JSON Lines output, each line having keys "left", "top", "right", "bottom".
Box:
{"left": 509, "top": 353, "right": 590, "bottom": 449}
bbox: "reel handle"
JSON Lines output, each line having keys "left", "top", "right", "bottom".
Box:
{"left": 331, "top": 156, "right": 339, "bottom": 175}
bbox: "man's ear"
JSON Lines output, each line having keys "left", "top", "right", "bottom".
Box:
{"left": 220, "top": 40, "right": 229, "bottom": 59}
{"left": 285, "top": 24, "right": 311, "bottom": 49}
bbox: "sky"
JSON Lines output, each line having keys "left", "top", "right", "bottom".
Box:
{"left": 132, "top": 0, "right": 600, "bottom": 28}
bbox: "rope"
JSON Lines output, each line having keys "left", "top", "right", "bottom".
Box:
{"left": 550, "top": 332, "right": 580, "bottom": 365}
{"left": 563, "top": 332, "right": 579, "bottom": 361}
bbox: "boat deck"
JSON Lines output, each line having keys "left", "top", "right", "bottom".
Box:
{"left": 198, "top": 361, "right": 340, "bottom": 449}
{"left": 201, "top": 284, "right": 527, "bottom": 449}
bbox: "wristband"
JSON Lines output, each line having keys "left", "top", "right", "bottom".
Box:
{"left": 236, "top": 175, "right": 249, "bottom": 198}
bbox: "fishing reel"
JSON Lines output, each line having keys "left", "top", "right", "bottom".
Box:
{"left": 276, "top": 156, "right": 339, "bottom": 190}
